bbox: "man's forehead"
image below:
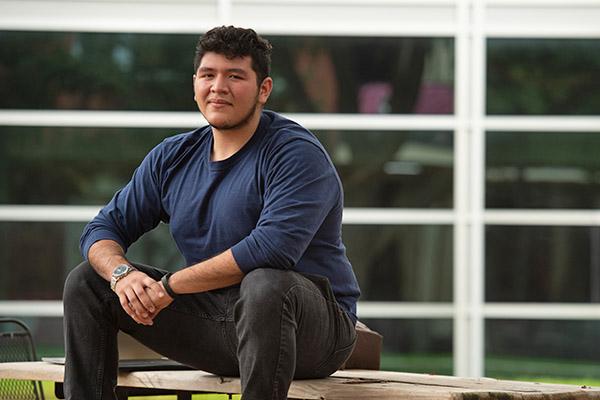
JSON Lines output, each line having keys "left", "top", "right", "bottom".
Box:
{"left": 199, "top": 52, "right": 253, "bottom": 69}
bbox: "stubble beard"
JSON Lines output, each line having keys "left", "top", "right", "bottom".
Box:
{"left": 208, "top": 95, "right": 260, "bottom": 132}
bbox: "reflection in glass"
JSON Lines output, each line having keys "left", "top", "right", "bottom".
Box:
{"left": 0, "top": 31, "right": 454, "bottom": 114}
{"left": 0, "top": 31, "right": 196, "bottom": 111}
{"left": 344, "top": 225, "right": 452, "bottom": 302}
{"left": 315, "top": 130, "right": 453, "bottom": 208}
{"left": 1, "top": 127, "right": 454, "bottom": 208}
{"left": 486, "top": 131, "right": 600, "bottom": 209}
{"left": 269, "top": 36, "right": 454, "bottom": 114}
{"left": 0, "top": 126, "right": 175, "bottom": 205}
{"left": 486, "top": 320, "right": 600, "bottom": 380}
{"left": 0, "top": 222, "right": 183, "bottom": 300}
{"left": 487, "top": 39, "right": 600, "bottom": 115}
{"left": 361, "top": 318, "right": 452, "bottom": 374}
{"left": 486, "top": 226, "right": 600, "bottom": 303}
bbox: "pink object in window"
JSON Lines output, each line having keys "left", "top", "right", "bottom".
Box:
{"left": 358, "top": 82, "right": 393, "bottom": 114}
{"left": 413, "top": 82, "right": 454, "bottom": 114}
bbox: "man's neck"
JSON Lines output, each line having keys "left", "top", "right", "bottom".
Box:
{"left": 211, "top": 110, "right": 262, "bottom": 162}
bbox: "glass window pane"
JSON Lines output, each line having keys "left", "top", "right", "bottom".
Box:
{"left": 0, "top": 31, "right": 196, "bottom": 111}
{"left": 0, "top": 31, "right": 454, "bottom": 114}
{"left": 486, "top": 131, "right": 600, "bottom": 209}
{"left": 0, "top": 317, "right": 65, "bottom": 359}
{"left": 0, "top": 222, "right": 183, "bottom": 300}
{"left": 487, "top": 39, "right": 600, "bottom": 115}
{"left": 344, "top": 225, "right": 453, "bottom": 302}
{"left": 486, "top": 319, "right": 600, "bottom": 381}
{"left": 486, "top": 226, "right": 600, "bottom": 303}
{"left": 269, "top": 36, "right": 454, "bottom": 114}
{"left": 0, "top": 126, "right": 174, "bottom": 205}
{"left": 315, "top": 130, "right": 453, "bottom": 208}
{"left": 1, "top": 127, "right": 453, "bottom": 208}
{"left": 361, "top": 318, "right": 452, "bottom": 375}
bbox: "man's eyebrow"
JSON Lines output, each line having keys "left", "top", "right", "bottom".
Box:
{"left": 198, "top": 66, "right": 248, "bottom": 75}
{"left": 227, "top": 68, "right": 248, "bottom": 75}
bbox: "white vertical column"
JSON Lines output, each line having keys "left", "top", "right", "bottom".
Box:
{"left": 468, "top": 0, "right": 486, "bottom": 378}
{"left": 453, "top": 0, "right": 471, "bottom": 378}
{"left": 454, "top": 0, "right": 486, "bottom": 378}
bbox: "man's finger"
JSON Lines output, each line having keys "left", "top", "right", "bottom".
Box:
{"left": 146, "top": 282, "right": 167, "bottom": 303}
{"left": 120, "top": 295, "right": 144, "bottom": 325}
{"left": 142, "top": 276, "right": 163, "bottom": 291}
{"left": 125, "top": 288, "right": 153, "bottom": 323}
{"left": 133, "top": 284, "right": 156, "bottom": 314}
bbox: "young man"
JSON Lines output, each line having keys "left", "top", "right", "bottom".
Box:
{"left": 63, "top": 26, "right": 360, "bottom": 400}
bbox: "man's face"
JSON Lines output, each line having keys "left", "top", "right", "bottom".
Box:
{"left": 193, "top": 52, "right": 272, "bottom": 131}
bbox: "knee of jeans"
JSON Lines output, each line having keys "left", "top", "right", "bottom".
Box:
{"left": 63, "top": 261, "right": 97, "bottom": 302}
{"left": 238, "top": 268, "right": 293, "bottom": 310}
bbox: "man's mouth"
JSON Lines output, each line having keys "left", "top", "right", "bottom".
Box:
{"left": 208, "top": 98, "right": 232, "bottom": 106}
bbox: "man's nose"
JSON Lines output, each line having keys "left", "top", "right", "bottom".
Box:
{"left": 211, "top": 74, "right": 229, "bottom": 93}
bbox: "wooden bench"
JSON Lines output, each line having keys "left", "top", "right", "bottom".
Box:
{"left": 2, "top": 361, "right": 600, "bottom": 400}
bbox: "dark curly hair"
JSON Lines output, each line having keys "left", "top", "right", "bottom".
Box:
{"left": 193, "top": 26, "right": 272, "bottom": 84}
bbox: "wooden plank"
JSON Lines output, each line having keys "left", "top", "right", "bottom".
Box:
{"left": 293, "top": 376, "right": 600, "bottom": 400}
{"left": 332, "top": 370, "right": 600, "bottom": 400}
{"left": 0, "top": 361, "right": 64, "bottom": 382}
{"left": 288, "top": 378, "right": 462, "bottom": 400}
{"left": 334, "top": 369, "right": 594, "bottom": 392}
{"left": 119, "top": 370, "right": 241, "bottom": 395}
{"left": 2, "top": 362, "right": 600, "bottom": 400}
{"left": 0, "top": 362, "right": 321, "bottom": 399}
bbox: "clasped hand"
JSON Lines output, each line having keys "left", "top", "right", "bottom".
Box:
{"left": 113, "top": 271, "right": 173, "bottom": 325}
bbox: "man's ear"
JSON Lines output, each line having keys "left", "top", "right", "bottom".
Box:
{"left": 192, "top": 74, "right": 197, "bottom": 100}
{"left": 258, "top": 77, "right": 273, "bottom": 105}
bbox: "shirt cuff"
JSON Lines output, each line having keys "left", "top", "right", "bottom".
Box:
{"left": 81, "top": 230, "right": 127, "bottom": 261}
{"left": 230, "top": 239, "right": 260, "bottom": 274}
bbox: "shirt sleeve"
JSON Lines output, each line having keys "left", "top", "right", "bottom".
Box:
{"left": 231, "top": 137, "right": 341, "bottom": 272}
{"left": 79, "top": 144, "right": 167, "bottom": 260}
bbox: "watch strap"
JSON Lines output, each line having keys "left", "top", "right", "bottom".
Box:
{"left": 161, "top": 273, "right": 178, "bottom": 298}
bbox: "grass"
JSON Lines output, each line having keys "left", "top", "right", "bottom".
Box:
{"left": 486, "top": 355, "right": 600, "bottom": 382}
{"left": 381, "top": 352, "right": 600, "bottom": 387}
{"left": 380, "top": 352, "right": 454, "bottom": 375}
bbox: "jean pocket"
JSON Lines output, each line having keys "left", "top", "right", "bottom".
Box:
{"left": 314, "top": 338, "right": 356, "bottom": 377}
{"left": 300, "top": 272, "right": 337, "bottom": 303}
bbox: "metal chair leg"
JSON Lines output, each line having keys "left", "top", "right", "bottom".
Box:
{"left": 54, "top": 382, "right": 64, "bottom": 399}
{"left": 115, "top": 387, "right": 128, "bottom": 400}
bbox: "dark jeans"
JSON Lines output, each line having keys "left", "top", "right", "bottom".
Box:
{"left": 62, "top": 262, "right": 356, "bottom": 400}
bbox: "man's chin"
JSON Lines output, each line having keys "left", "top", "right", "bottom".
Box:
{"left": 207, "top": 105, "right": 259, "bottom": 132}
{"left": 206, "top": 118, "right": 226, "bottom": 128}
{"left": 204, "top": 114, "right": 233, "bottom": 130}
{"left": 208, "top": 119, "right": 238, "bottom": 131}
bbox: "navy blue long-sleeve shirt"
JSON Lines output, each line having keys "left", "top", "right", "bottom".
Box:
{"left": 80, "top": 110, "right": 360, "bottom": 323}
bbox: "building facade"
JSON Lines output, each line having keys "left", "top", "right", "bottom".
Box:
{"left": 1, "top": 0, "right": 600, "bottom": 380}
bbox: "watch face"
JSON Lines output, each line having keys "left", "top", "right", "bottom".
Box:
{"left": 113, "top": 265, "right": 129, "bottom": 277}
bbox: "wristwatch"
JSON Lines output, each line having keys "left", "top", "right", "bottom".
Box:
{"left": 110, "top": 264, "right": 135, "bottom": 292}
